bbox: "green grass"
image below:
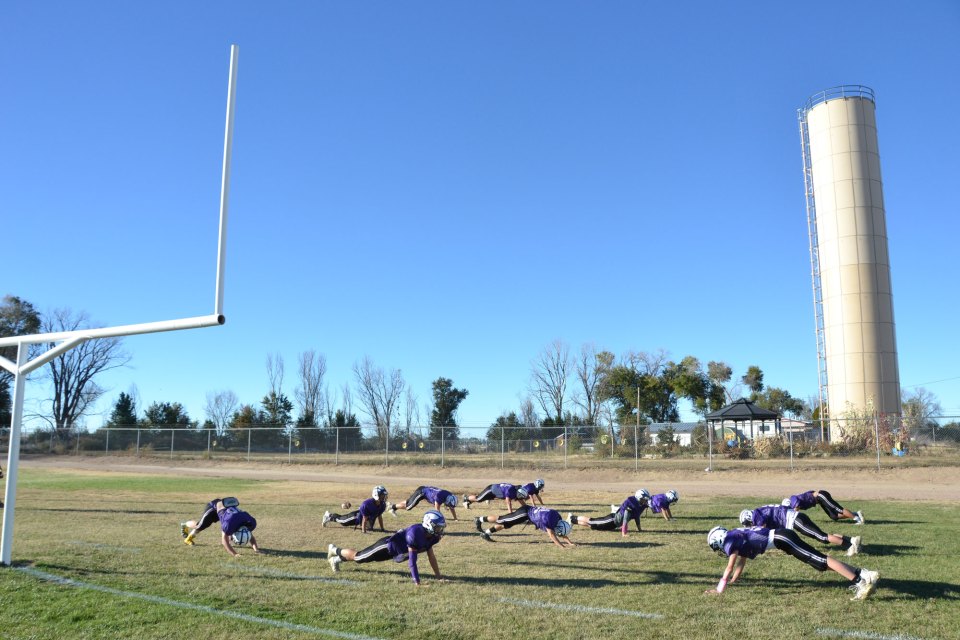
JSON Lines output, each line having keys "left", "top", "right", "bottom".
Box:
{"left": 1, "top": 468, "right": 957, "bottom": 639}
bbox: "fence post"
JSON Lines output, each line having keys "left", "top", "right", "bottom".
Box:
{"left": 288, "top": 432, "right": 292, "bottom": 464}
{"left": 207, "top": 430, "right": 211, "bottom": 457}
{"left": 105, "top": 430, "right": 109, "bottom": 456}
{"left": 385, "top": 426, "right": 389, "bottom": 468}
{"left": 136, "top": 428, "right": 141, "bottom": 458}
{"left": 873, "top": 412, "right": 881, "bottom": 472}
{"left": 501, "top": 426, "right": 504, "bottom": 470}
{"left": 75, "top": 431, "right": 80, "bottom": 456}
{"left": 563, "top": 425, "right": 568, "bottom": 470}
{"left": 170, "top": 429, "right": 175, "bottom": 459}
{"left": 441, "top": 428, "right": 445, "bottom": 469}
{"left": 335, "top": 427, "right": 340, "bottom": 466}
{"left": 247, "top": 429, "right": 251, "bottom": 463}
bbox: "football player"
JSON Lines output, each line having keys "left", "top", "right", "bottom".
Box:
{"left": 463, "top": 482, "right": 525, "bottom": 512}
{"left": 327, "top": 510, "right": 448, "bottom": 587}
{"left": 567, "top": 489, "right": 649, "bottom": 537}
{"left": 705, "top": 525, "right": 879, "bottom": 601}
{"left": 181, "top": 497, "right": 261, "bottom": 557}
{"left": 649, "top": 489, "right": 679, "bottom": 520}
{"left": 782, "top": 489, "right": 864, "bottom": 524}
{"left": 474, "top": 505, "right": 575, "bottom": 548}
{"left": 515, "top": 478, "right": 546, "bottom": 506}
{"left": 323, "top": 485, "right": 389, "bottom": 533}
{"left": 388, "top": 485, "right": 459, "bottom": 520}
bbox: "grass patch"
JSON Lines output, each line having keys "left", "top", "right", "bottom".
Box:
{"left": 0, "top": 468, "right": 957, "bottom": 639}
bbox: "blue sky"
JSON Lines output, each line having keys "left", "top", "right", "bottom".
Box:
{"left": 3, "top": 1, "right": 959, "bottom": 431}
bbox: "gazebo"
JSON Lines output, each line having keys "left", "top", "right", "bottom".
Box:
{"left": 705, "top": 398, "right": 780, "bottom": 442}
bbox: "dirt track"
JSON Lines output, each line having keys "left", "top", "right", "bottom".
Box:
{"left": 19, "top": 454, "right": 960, "bottom": 502}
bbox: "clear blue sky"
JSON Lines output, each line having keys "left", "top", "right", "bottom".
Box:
{"left": 3, "top": 1, "right": 959, "bottom": 432}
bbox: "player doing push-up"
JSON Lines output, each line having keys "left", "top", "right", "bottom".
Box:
{"left": 475, "top": 505, "right": 574, "bottom": 548}
{"left": 740, "top": 504, "right": 861, "bottom": 556}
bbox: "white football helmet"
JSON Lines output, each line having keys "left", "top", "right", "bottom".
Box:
{"left": 707, "top": 526, "right": 727, "bottom": 551}
{"left": 517, "top": 487, "right": 529, "bottom": 499}
{"left": 231, "top": 526, "right": 251, "bottom": 546}
{"left": 444, "top": 494, "right": 458, "bottom": 508}
{"left": 666, "top": 490, "right": 679, "bottom": 503}
{"left": 422, "top": 510, "right": 447, "bottom": 536}
{"left": 636, "top": 488, "right": 651, "bottom": 501}
{"left": 781, "top": 498, "right": 791, "bottom": 507}
{"left": 554, "top": 520, "right": 572, "bottom": 538}
{"left": 739, "top": 509, "right": 753, "bottom": 525}
{"left": 534, "top": 479, "right": 545, "bottom": 490}
{"left": 372, "top": 485, "right": 388, "bottom": 499}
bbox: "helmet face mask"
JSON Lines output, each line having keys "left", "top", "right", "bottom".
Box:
{"left": 666, "top": 490, "right": 679, "bottom": 503}
{"left": 707, "top": 526, "right": 727, "bottom": 552}
{"left": 535, "top": 479, "right": 545, "bottom": 490}
{"left": 636, "top": 488, "right": 651, "bottom": 501}
{"left": 444, "top": 494, "right": 458, "bottom": 508}
{"left": 739, "top": 509, "right": 753, "bottom": 526}
{"left": 423, "top": 509, "right": 447, "bottom": 536}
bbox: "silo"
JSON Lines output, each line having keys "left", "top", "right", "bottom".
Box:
{"left": 798, "top": 86, "right": 901, "bottom": 435}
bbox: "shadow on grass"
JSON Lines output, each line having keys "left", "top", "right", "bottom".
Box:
{"left": 583, "top": 540, "right": 663, "bottom": 549}
{"left": 262, "top": 548, "right": 328, "bottom": 559}
{"left": 455, "top": 574, "right": 624, "bottom": 588}
{"left": 851, "top": 519, "right": 924, "bottom": 525}
{"left": 29, "top": 507, "right": 171, "bottom": 515}
{"left": 859, "top": 543, "right": 921, "bottom": 557}
{"left": 876, "top": 577, "right": 960, "bottom": 600}
{"left": 501, "top": 559, "right": 714, "bottom": 583}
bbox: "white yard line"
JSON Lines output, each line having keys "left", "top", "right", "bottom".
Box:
{"left": 817, "top": 628, "right": 927, "bottom": 640}
{"left": 499, "top": 596, "right": 663, "bottom": 619}
{"left": 16, "top": 566, "right": 386, "bottom": 640}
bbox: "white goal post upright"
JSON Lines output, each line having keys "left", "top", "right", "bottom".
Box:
{"left": 0, "top": 45, "right": 239, "bottom": 567}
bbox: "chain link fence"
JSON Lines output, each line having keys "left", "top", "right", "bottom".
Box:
{"left": 4, "top": 415, "right": 958, "bottom": 471}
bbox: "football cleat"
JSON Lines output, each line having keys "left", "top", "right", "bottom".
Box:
{"left": 847, "top": 536, "right": 862, "bottom": 556}
{"left": 180, "top": 523, "right": 189, "bottom": 539}
{"left": 463, "top": 494, "right": 470, "bottom": 509}
{"left": 388, "top": 503, "right": 398, "bottom": 517}
{"left": 850, "top": 569, "right": 879, "bottom": 600}
{"left": 474, "top": 517, "right": 484, "bottom": 532}
{"left": 610, "top": 504, "right": 618, "bottom": 513}
{"left": 566, "top": 512, "right": 575, "bottom": 525}
{"left": 479, "top": 530, "right": 493, "bottom": 542}
{"left": 328, "top": 555, "right": 341, "bottom": 572}
{"left": 855, "top": 511, "right": 865, "bottom": 525}
{"left": 183, "top": 534, "right": 195, "bottom": 546}
{"left": 322, "top": 511, "right": 331, "bottom": 527}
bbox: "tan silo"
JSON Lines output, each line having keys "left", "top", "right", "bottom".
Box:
{"left": 799, "top": 86, "right": 901, "bottom": 435}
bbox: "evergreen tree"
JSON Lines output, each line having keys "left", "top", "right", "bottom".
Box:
{"left": 429, "top": 377, "right": 468, "bottom": 441}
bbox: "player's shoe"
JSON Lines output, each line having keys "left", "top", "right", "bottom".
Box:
{"left": 183, "top": 534, "right": 195, "bottom": 546}
{"left": 850, "top": 569, "right": 879, "bottom": 600}
{"left": 180, "top": 523, "right": 189, "bottom": 539}
{"left": 328, "top": 555, "right": 341, "bottom": 572}
{"left": 474, "top": 517, "right": 484, "bottom": 532}
{"left": 854, "top": 511, "right": 865, "bottom": 525}
{"left": 322, "top": 511, "right": 331, "bottom": 527}
{"left": 463, "top": 494, "right": 470, "bottom": 509}
{"left": 388, "top": 503, "right": 398, "bottom": 517}
{"left": 610, "top": 504, "right": 618, "bottom": 513}
{"left": 847, "top": 536, "right": 862, "bottom": 556}
{"left": 566, "top": 512, "right": 574, "bottom": 525}
{"left": 480, "top": 530, "right": 493, "bottom": 542}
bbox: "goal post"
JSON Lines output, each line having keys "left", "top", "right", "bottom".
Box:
{"left": 0, "top": 44, "right": 239, "bottom": 566}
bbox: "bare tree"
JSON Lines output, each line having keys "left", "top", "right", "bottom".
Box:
{"left": 902, "top": 387, "right": 943, "bottom": 442}
{"left": 573, "top": 343, "right": 613, "bottom": 426}
{"left": 353, "top": 356, "right": 404, "bottom": 442}
{"left": 266, "top": 353, "right": 284, "bottom": 397}
{"left": 205, "top": 389, "right": 239, "bottom": 437}
{"left": 43, "top": 308, "right": 130, "bottom": 434}
{"left": 403, "top": 387, "right": 420, "bottom": 434}
{"left": 295, "top": 350, "right": 327, "bottom": 426}
{"left": 530, "top": 339, "right": 571, "bottom": 423}
{"left": 519, "top": 396, "right": 539, "bottom": 431}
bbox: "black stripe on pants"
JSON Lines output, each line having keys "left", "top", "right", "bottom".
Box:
{"left": 772, "top": 528, "right": 828, "bottom": 571}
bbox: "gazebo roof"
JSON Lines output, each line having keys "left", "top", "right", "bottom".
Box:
{"left": 705, "top": 398, "right": 778, "bottom": 421}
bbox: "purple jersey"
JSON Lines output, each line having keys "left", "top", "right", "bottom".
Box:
{"left": 751, "top": 505, "right": 792, "bottom": 529}
{"left": 787, "top": 491, "right": 817, "bottom": 510}
{"left": 218, "top": 507, "right": 256, "bottom": 535}
{"left": 359, "top": 497, "right": 386, "bottom": 519}
{"left": 527, "top": 507, "right": 562, "bottom": 532}
{"left": 385, "top": 523, "right": 441, "bottom": 584}
{"left": 650, "top": 494, "right": 671, "bottom": 513}
{"left": 423, "top": 486, "right": 452, "bottom": 505}
{"left": 618, "top": 496, "right": 645, "bottom": 520}
{"left": 493, "top": 483, "right": 519, "bottom": 499}
{"left": 721, "top": 527, "right": 773, "bottom": 559}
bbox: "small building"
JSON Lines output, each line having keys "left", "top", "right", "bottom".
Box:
{"left": 705, "top": 398, "right": 780, "bottom": 442}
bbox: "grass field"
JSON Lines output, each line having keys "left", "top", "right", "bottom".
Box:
{"left": 1, "top": 466, "right": 958, "bottom": 640}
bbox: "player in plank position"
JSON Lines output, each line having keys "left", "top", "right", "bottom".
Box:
{"left": 323, "top": 485, "right": 389, "bottom": 533}
{"left": 568, "top": 489, "right": 650, "bottom": 537}
{"left": 463, "top": 482, "right": 525, "bottom": 511}
{"left": 649, "top": 489, "right": 679, "bottom": 520}
{"left": 389, "top": 485, "right": 459, "bottom": 520}
{"left": 327, "top": 510, "right": 448, "bottom": 587}
{"left": 515, "top": 479, "right": 546, "bottom": 506}
{"left": 181, "top": 497, "right": 261, "bottom": 557}
{"left": 474, "top": 505, "right": 574, "bottom": 548}
{"left": 705, "top": 525, "right": 879, "bottom": 600}
{"left": 782, "top": 489, "right": 864, "bottom": 524}
{"left": 740, "top": 504, "right": 861, "bottom": 556}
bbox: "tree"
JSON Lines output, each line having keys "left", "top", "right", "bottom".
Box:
{"left": 902, "top": 388, "right": 942, "bottom": 442}
{"left": 742, "top": 365, "right": 765, "bottom": 395}
{"left": 429, "top": 377, "right": 468, "bottom": 441}
{"left": 142, "top": 401, "right": 192, "bottom": 428}
{"left": 707, "top": 361, "right": 733, "bottom": 404}
{"left": 205, "top": 390, "right": 239, "bottom": 437}
{"left": 573, "top": 344, "right": 613, "bottom": 427}
{"left": 105, "top": 392, "right": 138, "bottom": 427}
{"left": 530, "top": 339, "right": 571, "bottom": 423}
{"left": 262, "top": 391, "right": 294, "bottom": 431}
{"left": 485, "top": 411, "right": 537, "bottom": 443}
{"left": 295, "top": 350, "right": 326, "bottom": 427}
{"left": 353, "top": 356, "right": 404, "bottom": 444}
{"left": 751, "top": 386, "right": 805, "bottom": 418}
{"left": 0, "top": 295, "right": 42, "bottom": 423}
{"left": 43, "top": 308, "right": 130, "bottom": 435}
